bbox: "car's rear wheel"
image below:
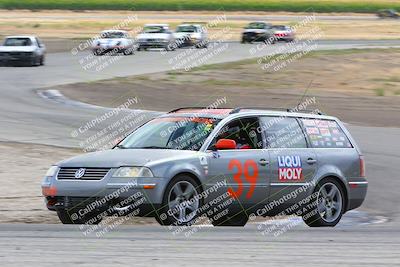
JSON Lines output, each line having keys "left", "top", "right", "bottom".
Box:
{"left": 303, "top": 178, "right": 345, "bottom": 227}
{"left": 156, "top": 175, "right": 202, "bottom": 226}
{"left": 211, "top": 211, "right": 249, "bottom": 227}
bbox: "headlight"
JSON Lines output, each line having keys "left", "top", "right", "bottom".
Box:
{"left": 45, "top": 166, "right": 59, "bottom": 177}
{"left": 113, "top": 167, "right": 154, "bottom": 178}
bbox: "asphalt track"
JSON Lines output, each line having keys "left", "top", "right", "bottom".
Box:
{"left": 1, "top": 39, "right": 400, "bottom": 266}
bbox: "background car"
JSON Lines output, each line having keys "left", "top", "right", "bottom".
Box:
{"left": 271, "top": 25, "right": 295, "bottom": 42}
{"left": 0, "top": 35, "right": 45, "bottom": 66}
{"left": 377, "top": 9, "right": 399, "bottom": 19}
{"left": 136, "top": 24, "right": 176, "bottom": 51}
{"left": 91, "top": 30, "right": 134, "bottom": 56}
{"left": 173, "top": 23, "right": 208, "bottom": 48}
{"left": 241, "top": 21, "right": 275, "bottom": 44}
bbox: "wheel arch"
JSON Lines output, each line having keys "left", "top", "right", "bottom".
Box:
{"left": 169, "top": 172, "right": 204, "bottom": 193}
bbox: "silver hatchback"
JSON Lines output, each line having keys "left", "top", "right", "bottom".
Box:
{"left": 42, "top": 107, "right": 367, "bottom": 227}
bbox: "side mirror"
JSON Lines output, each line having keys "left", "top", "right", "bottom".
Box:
{"left": 215, "top": 139, "right": 236, "bottom": 150}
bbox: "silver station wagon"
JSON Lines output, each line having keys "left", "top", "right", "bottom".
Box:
{"left": 42, "top": 107, "right": 368, "bottom": 227}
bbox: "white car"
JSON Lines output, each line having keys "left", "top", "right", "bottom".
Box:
{"left": 92, "top": 30, "right": 134, "bottom": 56}
{"left": 173, "top": 24, "right": 208, "bottom": 48}
{"left": 0, "top": 35, "right": 46, "bottom": 66}
{"left": 136, "top": 24, "right": 176, "bottom": 51}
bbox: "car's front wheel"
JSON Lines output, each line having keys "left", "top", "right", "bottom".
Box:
{"left": 156, "top": 175, "right": 202, "bottom": 226}
{"left": 303, "top": 178, "right": 345, "bottom": 227}
{"left": 39, "top": 55, "right": 45, "bottom": 65}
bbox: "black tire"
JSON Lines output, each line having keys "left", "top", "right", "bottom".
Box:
{"left": 123, "top": 49, "right": 132, "bottom": 55}
{"left": 57, "top": 209, "right": 102, "bottom": 225}
{"left": 211, "top": 211, "right": 248, "bottom": 227}
{"left": 29, "top": 57, "right": 37, "bottom": 67}
{"left": 39, "top": 55, "right": 45, "bottom": 65}
{"left": 302, "top": 178, "right": 346, "bottom": 227}
{"left": 155, "top": 175, "right": 203, "bottom": 226}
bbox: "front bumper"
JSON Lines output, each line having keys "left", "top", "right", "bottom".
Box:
{"left": 242, "top": 33, "right": 267, "bottom": 42}
{"left": 42, "top": 172, "right": 168, "bottom": 213}
{"left": 0, "top": 52, "right": 35, "bottom": 64}
{"left": 92, "top": 46, "right": 132, "bottom": 54}
{"left": 137, "top": 42, "right": 169, "bottom": 48}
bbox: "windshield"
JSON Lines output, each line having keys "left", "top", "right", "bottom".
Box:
{"left": 246, "top": 23, "right": 266, "bottom": 29}
{"left": 4, "top": 38, "right": 32, "bottom": 46}
{"left": 143, "top": 26, "right": 167, "bottom": 33}
{"left": 176, "top": 25, "right": 197, "bottom": 33}
{"left": 118, "top": 116, "right": 220, "bottom": 150}
{"left": 102, "top": 32, "right": 125, "bottom": 38}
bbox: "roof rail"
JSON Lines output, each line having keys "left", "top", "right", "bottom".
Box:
{"left": 168, "top": 107, "right": 207, "bottom": 113}
{"left": 167, "top": 107, "right": 232, "bottom": 113}
{"left": 230, "top": 107, "right": 287, "bottom": 114}
{"left": 230, "top": 107, "right": 326, "bottom": 115}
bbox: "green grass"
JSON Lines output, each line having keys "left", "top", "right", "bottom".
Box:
{"left": 0, "top": 0, "right": 399, "bottom": 13}
{"left": 374, "top": 88, "right": 385, "bottom": 96}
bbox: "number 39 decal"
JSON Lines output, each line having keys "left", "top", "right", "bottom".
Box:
{"left": 227, "top": 159, "right": 259, "bottom": 199}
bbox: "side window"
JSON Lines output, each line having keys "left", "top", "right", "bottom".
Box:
{"left": 301, "top": 119, "right": 353, "bottom": 148}
{"left": 260, "top": 117, "right": 307, "bottom": 149}
{"left": 211, "top": 117, "right": 263, "bottom": 149}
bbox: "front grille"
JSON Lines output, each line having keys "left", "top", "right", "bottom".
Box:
{"left": 57, "top": 168, "right": 111, "bottom": 180}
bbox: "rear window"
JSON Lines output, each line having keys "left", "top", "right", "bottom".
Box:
{"left": 301, "top": 119, "right": 353, "bottom": 148}
{"left": 4, "top": 38, "right": 32, "bottom": 46}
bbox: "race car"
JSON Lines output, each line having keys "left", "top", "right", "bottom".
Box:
{"left": 270, "top": 25, "right": 295, "bottom": 42}
{"left": 42, "top": 107, "right": 367, "bottom": 228}
{"left": 377, "top": 9, "right": 399, "bottom": 19}
{"left": 173, "top": 23, "right": 208, "bottom": 48}
{"left": 0, "top": 35, "right": 46, "bottom": 66}
{"left": 91, "top": 30, "right": 135, "bottom": 56}
{"left": 241, "top": 21, "right": 275, "bottom": 44}
{"left": 136, "top": 24, "right": 176, "bottom": 51}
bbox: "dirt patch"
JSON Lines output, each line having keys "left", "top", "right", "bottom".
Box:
{"left": 0, "top": 142, "right": 157, "bottom": 224}
{"left": 59, "top": 48, "right": 400, "bottom": 127}
{"left": 0, "top": 10, "right": 399, "bottom": 40}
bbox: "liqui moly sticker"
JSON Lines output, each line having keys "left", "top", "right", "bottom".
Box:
{"left": 278, "top": 155, "right": 303, "bottom": 181}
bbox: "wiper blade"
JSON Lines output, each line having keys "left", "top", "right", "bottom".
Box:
{"left": 115, "top": 144, "right": 128, "bottom": 149}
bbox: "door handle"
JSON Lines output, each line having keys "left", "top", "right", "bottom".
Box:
{"left": 258, "top": 159, "right": 270, "bottom": 166}
{"left": 307, "top": 158, "right": 317, "bottom": 164}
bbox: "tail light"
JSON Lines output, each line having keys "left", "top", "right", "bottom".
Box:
{"left": 359, "top": 155, "right": 365, "bottom": 177}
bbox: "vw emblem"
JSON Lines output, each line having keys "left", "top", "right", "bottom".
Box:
{"left": 74, "top": 168, "right": 86, "bottom": 179}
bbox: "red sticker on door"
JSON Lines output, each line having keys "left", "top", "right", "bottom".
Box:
{"left": 278, "top": 155, "right": 303, "bottom": 181}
